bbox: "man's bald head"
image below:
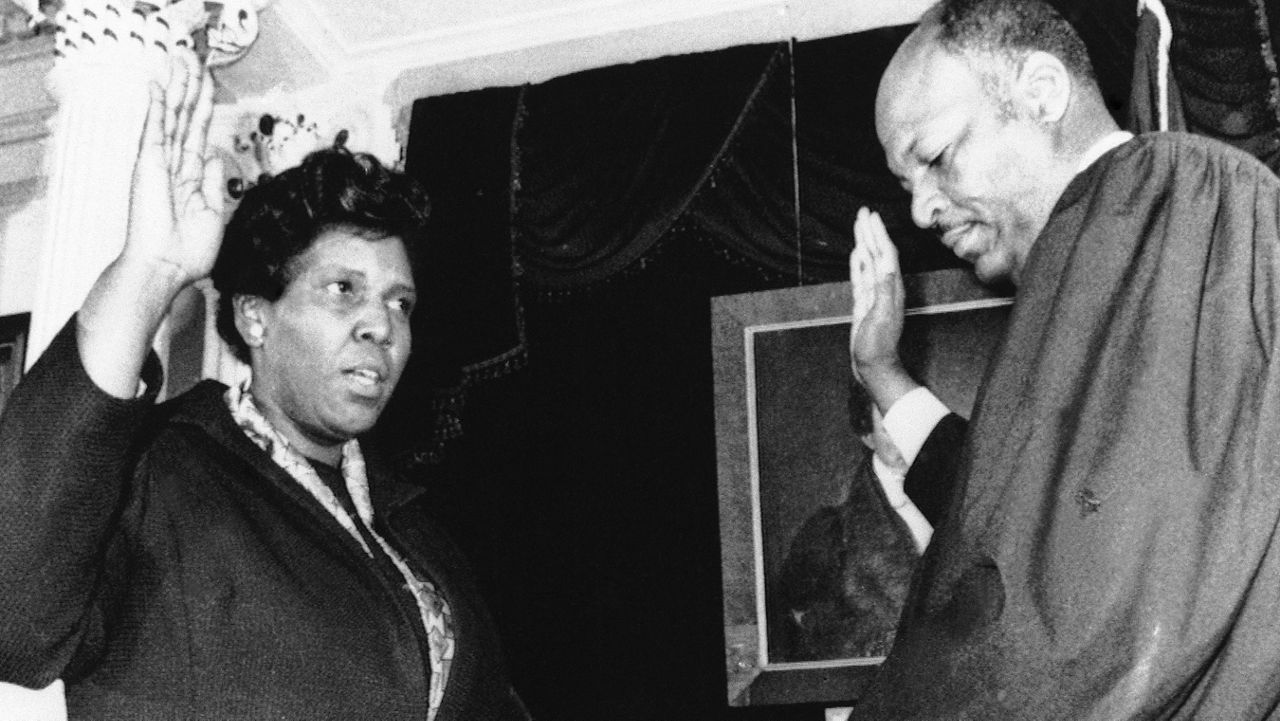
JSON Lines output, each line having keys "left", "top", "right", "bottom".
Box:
{"left": 929, "top": 0, "right": 1097, "bottom": 89}
{"left": 873, "top": 0, "right": 1118, "bottom": 285}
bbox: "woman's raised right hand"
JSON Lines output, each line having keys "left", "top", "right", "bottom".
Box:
{"left": 122, "top": 46, "right": 225, "bottom": 288}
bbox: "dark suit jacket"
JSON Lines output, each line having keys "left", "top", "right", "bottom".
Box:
{"left": 775, "top": 455, "right": 924, "bottom": 662}
{"left": 0, "top": 319, "right": 529, "bottom": 720}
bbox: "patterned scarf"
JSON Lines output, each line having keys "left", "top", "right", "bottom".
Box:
{"left": 226, "top": 382, "right": 455, "bottom": 719}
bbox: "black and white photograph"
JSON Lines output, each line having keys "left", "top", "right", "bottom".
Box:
{"left": 3, "top": 1, "right": 1280, "bottom": 719}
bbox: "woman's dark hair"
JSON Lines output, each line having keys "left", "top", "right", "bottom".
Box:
{"left": 210, "top": 148, "right": 430, "bottom": 363}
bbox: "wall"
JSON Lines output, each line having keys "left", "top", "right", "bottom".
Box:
{"left": 0, "top": 29, "right": 62, "bottom": 721}
{"left": 0, "top": 35, "right": 51, "bottom": 321}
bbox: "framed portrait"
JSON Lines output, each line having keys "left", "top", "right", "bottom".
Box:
{"left": 0, "top": 312, "right": 31, "bottom": 416}
{"left": 713, "top": 269, "right": 1012, "bottom": 709}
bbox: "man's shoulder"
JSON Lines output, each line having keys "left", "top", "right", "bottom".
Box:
{"left": 1060, "top": 130, "right": 1280, "bottom": 214}
{"left": 1109, "top": 132, "right": 1278, "bottom": 179}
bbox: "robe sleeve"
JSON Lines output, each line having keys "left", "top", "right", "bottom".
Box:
{"left": 902, "top": 413, "right": 967, "bottom": 528}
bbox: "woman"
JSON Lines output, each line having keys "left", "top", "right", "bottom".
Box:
{"left": 0, "top": 47, "right": 528, "bottom": 720}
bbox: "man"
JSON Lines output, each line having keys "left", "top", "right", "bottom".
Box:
{"left": 848, "top": 1, "right": 1280, "bottom": 718}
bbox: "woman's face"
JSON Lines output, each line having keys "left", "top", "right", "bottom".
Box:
{"left": 244, "top": 228, "right": 416, "bottom": 462}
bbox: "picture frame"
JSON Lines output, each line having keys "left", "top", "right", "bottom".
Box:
{"left": 0, "top": 312, "right": 31, "bottom": 416}
{"left": 712, "top": 269, "right": 1012, "bottom": 708}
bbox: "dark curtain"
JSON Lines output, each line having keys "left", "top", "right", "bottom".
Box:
{"left": 378, "top": 88, "right": 528, "bottom": 464}
{"left": 512, "top": 44, "right": 786, "bottom": 286}
{"left": 507, "top": 29, "right": 959, "bottom": 292}
{"left": 1127, "top": 0, "right": 1280, "bottom": 170}
{"left": 1166, "top": 0, "right": 1280, "bottom": 168}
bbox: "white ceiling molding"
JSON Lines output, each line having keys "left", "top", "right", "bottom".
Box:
{"left": 272, "top": 0, "right": 785, "bottom": 71}
{"left": 222, "top": 0, "right": 933, "bottom": 104}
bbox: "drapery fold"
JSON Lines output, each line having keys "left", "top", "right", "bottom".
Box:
{"left": 513, "top": 43, "right": 786, "bottom": 287}
{"left": 682, "top": 29, "right": 948, "bottom": 282}
{"left": 1131, "top": 0, "right": 1280, "bottom": 169}
{"left": 381, "top": 88, "right": 528, "bottom": 464}
{"left": 408, "top": 26, "right": 954, "bottom": 304}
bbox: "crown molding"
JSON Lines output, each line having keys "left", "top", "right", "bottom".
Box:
{"left": 271, "top": 0, "right": 779, "bottom": 77}
{"left": 253, "top": 0, "right": 932, "bottom": 103}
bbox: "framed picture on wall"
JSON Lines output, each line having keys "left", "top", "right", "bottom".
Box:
{"left": 0, "top": 313, "right": 31, "bottom": 417}
{"left": 712, "top": 269, "right": 1012, "bottom": 709}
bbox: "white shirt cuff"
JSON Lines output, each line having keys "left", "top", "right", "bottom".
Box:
{"left": 881, "top": 386, "right": 950, "bottom": 467}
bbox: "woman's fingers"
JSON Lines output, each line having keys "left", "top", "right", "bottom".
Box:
{"left": 162, "top": 53, "right": 189, "bottom": 171}
{"left": 175, "top": 66, "right": 214, "bottom": 195}
{"left": 167, "top": 49, "right": 201, "bottom": 177}
{"left": 140, "top": 79, "right": 166, "bottom": 154}
{"left": 191, "top": 70, "right": 222, "bottom": 214}
{"left": 200, "top": 152, "right": 225, "bottom": 218}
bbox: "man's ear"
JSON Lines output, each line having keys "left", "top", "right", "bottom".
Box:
{"left": 232, "top": 294, "right": 267, "bottom": 348}
{"left": 1015, "top": 51, "right": 1071, "bottom": 124}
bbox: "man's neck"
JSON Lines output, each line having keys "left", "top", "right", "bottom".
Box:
{"left": 1077, "top": 130, "right": 1135, "bottom": 173}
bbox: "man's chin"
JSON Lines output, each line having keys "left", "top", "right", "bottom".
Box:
{"left": 971, "top": 256, "right": 1014, "bottom": 286}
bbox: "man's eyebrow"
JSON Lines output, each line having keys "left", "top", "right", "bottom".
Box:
{"left": 903, "top": 136, "right": 927, "bottom": 164}
{"left": 378, "top": 278, "right": 417, "bottom": 299}
{"left": 886, "top": 142, "right": 916, "bottom": 189}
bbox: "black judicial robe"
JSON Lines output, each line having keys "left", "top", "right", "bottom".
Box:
{"left": 856, "top": 133, "right": 1280, "bottom": 720}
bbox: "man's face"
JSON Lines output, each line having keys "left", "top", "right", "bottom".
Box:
{"left": 875, "top": 36, "right": 1062, "bottom": 285}
{"left": 247, "top": 229, "right": 417, "bottom": 459}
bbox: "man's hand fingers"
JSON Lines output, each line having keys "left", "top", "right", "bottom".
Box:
{"left": 854, "top": 209, "right": 880, "bottom": 301}
{"left": 851, "top": 207, "right": 879, "bottom": 381}
{"left": 871, "top": 211, "right": 900, "bottom": 273}
{"left": 863, "top": 210, "right": 900, "bottom": 285}
{"left": 864, "top": 208, "right": 885, "bottom": 269}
